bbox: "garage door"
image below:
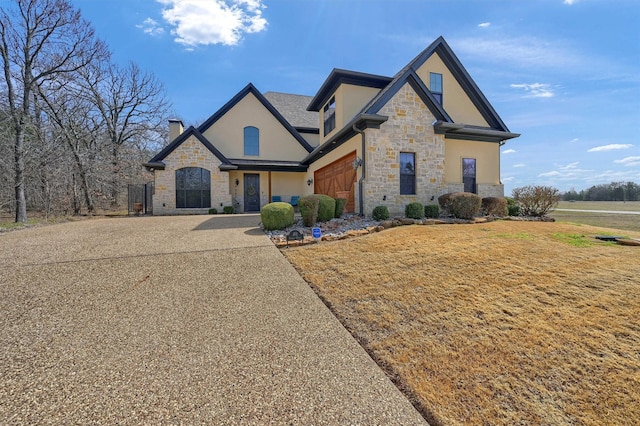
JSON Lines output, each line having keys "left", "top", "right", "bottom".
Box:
{"left": 314, "top": 151, "right": 356, "bottom": 213}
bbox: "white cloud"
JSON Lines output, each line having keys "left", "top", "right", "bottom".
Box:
{"left": 513, "top": 164, "right": 525, "bottom": 168}
{"left": 559, "top": 162, "right": 579, "bottom": 170}
{"left": 478, "top": 22, "right": 491, "bottom": 28}
{"left": 569, "top": 138, "right": 579, "bottom": 143}
{"left": 564, "top": 0, "right": 577, "bottom": 5}
{"left": 502, "top": 149, "right": 516, "bottom": 154}
{"left": 137, "top": 18, "right": 165, "bottom": 36}
{"left": 614, "top": 156, "right": 640, "bottom": 166}
{"left": 587, "top": 144, "right": 634, "bottom": 152}
{"left": 158, "top": 0, "right": 267, "bottom": 47}
{"left": 510, "top": 83, "right": 554, "bottom": 98}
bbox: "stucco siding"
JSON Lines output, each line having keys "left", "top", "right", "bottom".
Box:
{"left": 415, "top": 52, "right": 490, "bottom": 127}
{"left": 201, "top": 93, "right": 309, "bottom": 161}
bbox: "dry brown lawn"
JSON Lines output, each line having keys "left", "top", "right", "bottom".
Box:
{"left": 284, "top": 221, "right": 640, "bottom": 425}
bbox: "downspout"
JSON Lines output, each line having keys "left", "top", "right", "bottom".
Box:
{"left": 353, "top": 123, "right": 365, "bottom": 216}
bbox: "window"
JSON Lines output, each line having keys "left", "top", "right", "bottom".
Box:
{"left": 400, "top": 152, "right": 416, "bottom": 195}
{"left": 430, "top": 72, "right": 443, "bottom": 104}
{"left": 462, "top": 158, "right": 477, "bottom": 194}
{"left": 175, "top": 167, "right": 211, "bottom": 208}
{"left": 323, "top": 96, "right": 336, "bottom": 135}
{"left": 244, "top": 126, "right": 259, "bottom": 156}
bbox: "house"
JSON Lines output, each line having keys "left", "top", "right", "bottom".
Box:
{"left": 144, "top": 36, "right": 519, "bottom": 217}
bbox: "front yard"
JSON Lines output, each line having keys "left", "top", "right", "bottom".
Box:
{"left": 284, "top": 221, "right": 640, "bottom": 425}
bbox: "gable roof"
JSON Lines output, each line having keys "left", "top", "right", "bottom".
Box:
{"left": 361, "top": 36, "right": 513, "bottom": 134}
{"left": 307, "top": 69, "right": 393, "bottom": 112}
{"left": 144, "top": 126, "right": 237, "bottom": 171}
{"left": 263, "top": 92, "right": 318, "bottom": 130}
{"left": 198, "top": 83, "right": 314, "bottom": 153}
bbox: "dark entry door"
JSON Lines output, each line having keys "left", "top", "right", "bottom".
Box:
{"left": 244, "top": 174, "right": 260, "bottom": 212}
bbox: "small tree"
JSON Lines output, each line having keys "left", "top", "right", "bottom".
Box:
{"left": 512, "top": 185, "right": 561, "bottom": 217}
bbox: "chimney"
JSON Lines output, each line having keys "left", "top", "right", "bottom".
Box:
{"left": 168, "top": 119, "right": 184, "bottom": 142}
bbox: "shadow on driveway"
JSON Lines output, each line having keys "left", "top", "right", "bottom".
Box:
{"left": 192, "top": 213, "right": 261, "bottom": 231}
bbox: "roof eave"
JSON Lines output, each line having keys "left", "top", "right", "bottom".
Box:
{"left": 434, "top": 121, "right": 520, "bottom": 142}
{"left": 302, "top": 113, "right": 388, "bottom": 164}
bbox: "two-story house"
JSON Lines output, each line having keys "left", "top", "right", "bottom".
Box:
{"left": 144, "top": 36, "right": 519, "bottom": 216}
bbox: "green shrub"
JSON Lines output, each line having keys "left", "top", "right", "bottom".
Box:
{"left": 260, "top": 202, "right": 295, "bottom": 231}
{"left": 424, "top": 204, "right": 439, "bottom": 218}
{"left": 405, "top": 202, "right": 424, "bottom": 219}
{"left": 372, "top": 205, "right": 390, "bottom": 221}
{"left": 299, "top": 196, "right": 320, "bottom": 227}
{"left": 512, "top": 185, "right": 561, "bottom": 217}
{"left": 438, "top": 193, "right": 454, "bottom": 214}
{"left": 334, "top": 197, "right": 347, "bottom": 218}
{"left": 448, "top": 192, "right": 482, "bottom": 219}
{"left": 312, "top": 194, "right": 336, "bottom": 222}
{"left": 208, "top": 208, "right": 218, "bottom": 215}
{"left": 481, "top": 197, "right": 508, "bottom": 217}
{"left": 508, "top": 204, "right": 521, "bottom": 216}
{"left": 222, "top": 206, "right": 234, "bottom": 214}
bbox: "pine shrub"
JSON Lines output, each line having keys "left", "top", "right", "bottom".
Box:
{"left": 405, "top": 202, "right": 424, "bottom": 219}
{"left": 222, "top": 206, "right": 234, "bottom": 214}
{"left": 448, "top": 192, "right": 482, "bottom": 219}
{"left": 424, "top": 204, "right": 439, "bottom": 218}
{"left": 299, "top": 196, "right": 320, "bottom": 227}
{"left": 334, "top": 197, "right": 347, "bottom": 218}
{"left": 372, "top": 205, "right": 390, "bottom": 221}
{"left": 208, "top": 208, "right": 218, "bottom": 214}
{"left": 312, "top": 194, "right": 336, "bottom": 222}
{"left": 260, "top": 202, "right": 295, "bottom": 231}
{"left": 481, "top": 197, "right": 508, "bottom": 217}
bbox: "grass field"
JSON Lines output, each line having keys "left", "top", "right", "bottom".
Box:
{"left": 550, "top": 201, "right": 640, "bottom": 232}
{"left": 284, "top": 221, "right": 640, "bottom": 425}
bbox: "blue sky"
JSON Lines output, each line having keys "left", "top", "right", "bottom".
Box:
{"left": 73, "top": 0, "right": 639, "bottom": 195}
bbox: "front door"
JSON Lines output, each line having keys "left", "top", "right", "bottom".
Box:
{"left": 244, "top": 174, "right": 260, "bottom": 212}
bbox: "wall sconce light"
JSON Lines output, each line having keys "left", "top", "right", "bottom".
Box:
{"left": 235, "top": 178, "right": 239, "bottom": 186}
{"left": 352, "top": 157, "right": 363, "bottom": 169}
{"left": 307, "top": 178, "right": 313, "bottom": 186}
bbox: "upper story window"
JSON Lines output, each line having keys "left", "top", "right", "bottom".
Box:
{"left": 430, "top": 72, "right": 443, "bottom": 104}
{"left": 244, "top": 126, "right": 259, "bottom": 156}
{"left": 323, "top": 96, "right": 336, "bottom": 136}
{"left": 400, "top": 152, "right": 416, "bottom": 195}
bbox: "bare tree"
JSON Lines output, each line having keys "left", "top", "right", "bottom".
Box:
{"left": 0, "top": 0, "right": 106, "bottom": 222}
{"left": 81, "top": 61, "right": 169, "bottom": 207}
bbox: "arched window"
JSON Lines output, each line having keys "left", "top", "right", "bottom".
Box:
{"left": 244, "top": 126, "right": 259, "bottom": 156}
{"left": 175, "top": 167, "right": 211, "bottom": 208}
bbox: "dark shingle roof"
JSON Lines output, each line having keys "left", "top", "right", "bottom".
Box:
{"left": 263, "top": 92, "right": 319, "bottom": 130}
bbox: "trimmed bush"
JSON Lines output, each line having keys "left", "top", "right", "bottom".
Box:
{"left": 222, "top": 206, "right": 234, "bottom": 214}
{"left": 512, "top": 185, "right": 561, "bottom": 217}
{"left": 299, "top": 196, "right": 320, "bottom": 227}
{"left": 405, "top": 202, "right": 424, "bottom": 219}
{"left": 508, "top": 204, "right": 521, "bottom": 216}
{"left": 208, "top": 208, "right": 218, "bottom": 215}
{"left": 448, "top": 192, "right": 482, "bottom": 219}
{"left": 438, "top": 193, "right": 454, "bottom": 214}
{"left": 334, "top": 197, "right": 347, "bottom": 218}
{"left": 372, "top": 205, "right": 390, "bottom": 221}
{"left": 424, "top": 204, "right": 439, "bottom": 218}
{"left": 260, "top": 202, "right": 295, "bottom": 231}
{"left": 312, "top": 194, "right": 336, "bottom": 222}
{"left": 481, "top": 197, "right": 508, "bottom": 217}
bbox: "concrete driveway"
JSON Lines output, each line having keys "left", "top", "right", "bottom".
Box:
{"left": 0, "top": 214, "right": 426, "bottom": 424}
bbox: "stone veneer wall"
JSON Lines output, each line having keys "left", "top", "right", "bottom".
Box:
{"left": 364, "top": 84, "right": 447, "bottom": 217}
{"left": 152, "top": 135, "right": 232, "bottom": 215}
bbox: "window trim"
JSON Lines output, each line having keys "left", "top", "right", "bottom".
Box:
{"left": 430, "top": 72, "right": 443, "bottom": 104}
{"left": 244, "top": 126, "right": 259, "bottom": 156}
{"left": 400, "top": 152, "right": 416, "bottom": 195}
{"left": 323, "top": 96, "right": 336, "bottom": 136}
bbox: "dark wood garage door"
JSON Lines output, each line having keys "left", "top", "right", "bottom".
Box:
{"left": 314, "top": 151, "right": 356, "bottom": 213}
